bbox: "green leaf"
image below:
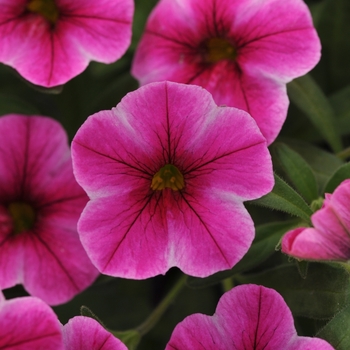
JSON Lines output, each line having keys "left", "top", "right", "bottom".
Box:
{"left": 324, "top": 162, "right": 350, "bottom": 193}
{"left": 287, "top": 75, "right": 342, "bottom": 153}
{"left": 251, "top": 173, "right": 313, "bottom": 224}
{"left": 317, "top": 303, "right": 350, "bottom": 350}
{"left": 273, "top": 143, "right": 318, "bottom": 203}
{"left": 280, "top": 138, "right": 344, "bottom": 191}
{"left": 187, "top": 220, "right": 300, "bottom": 288}
{"left": 237, "top": 263, "right": 350, "bottom": 319}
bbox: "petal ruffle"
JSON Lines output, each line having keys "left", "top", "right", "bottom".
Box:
{"left": 166, "top": 285, "right": 334, "bottom": 350}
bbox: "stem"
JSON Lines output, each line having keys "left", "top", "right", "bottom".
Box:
{"left": 136, "top": 274, "right": 188, "bottom": 336}
{"left": 336, "top": 146, "right": 350, "bottom": 160}
{"left": 221, "top": 277, "right": 234, "bottom": 292}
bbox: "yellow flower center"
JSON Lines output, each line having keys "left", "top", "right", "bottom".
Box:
{"left": 26, "top": 0, "right": 59, "bottom": 25}
{"left": 151, "top": 164, "right": 184, "bottom": 191}
{"left": 8, "top": 202, "right": 36, "bottom": 235}
{"left": 203, "top": 37, "right": 237, "bottom": 63}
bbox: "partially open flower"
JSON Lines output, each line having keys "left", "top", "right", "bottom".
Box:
{"left": 0, "top": 115, "right": 98, "bottom": 305}
{"left": 72, "top": 81, "right": 274, "bottom": 279}
{"left": 0, "top": 0, "right": 134, "bottom": 87}
{"left": 166, "top": 284, "right": 334, "bottom": 350}
{"left": 282, "top": 179, "right": 350, "bottom": 261}
{"left": 132, "top": 0, "right": 321, "bottom": 144}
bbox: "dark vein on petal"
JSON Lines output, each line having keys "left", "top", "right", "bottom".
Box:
{"left": 48, "top": 30, "right": 54, "bottom": 86}
{"left": 102, "top": 193, "right": 155, "bottom": 271}
{"left": 61, "top": 13, "right": 131, "bottom": 25}
{"left": 165, "top": 83, "right": 171, "bottom": 164}
{"left": 183, "top": 140, "right": 264, "bottom": 174}
{"left": 185, "top": 65, "right": 209, "bottom": 85}
{"left": 237, "top": 27, "right": 312, "bottom": 49}
{"left": 74, "top": 141, "right": 153, "bottom": 176}
{"left": 146, "top": 30, "right": 196, "bottom": 49}
{"left": 36, "top": 194, "right": 86, "bottom": 209}
{"left": 30, "top": 230, "right": 80, "bottom": 291}
{"left": 179, "top": 193, "right": 230, "bottom": 267}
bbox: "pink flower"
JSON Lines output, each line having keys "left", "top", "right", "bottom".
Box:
{"left": 0, "top": 114, "right": 98, "bottom": 305}
{"left": 282, "top": 179, "right": 350, "bottom": 261}
{"left": 0, "top": 291, "right": 64, "bottom": 350}
{"left": 62, "top": 316, "right": 127, "bottom": 350}
{"left": 166, "top": 284, "right": 334, "bottom": 350}
{"left": 72, "top": 81, "right": 274, "bottom": 279}
{"left": 0, "top": 0, "right": 134, "bottom": 87}
{"left": 132, "top": 0, "right": 321, "bottom": 144}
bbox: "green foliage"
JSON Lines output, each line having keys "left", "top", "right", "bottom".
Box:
{"left": 273, "top": 143, "right": 318, "bottom": 203}
{"left": 287, "top": 74, "right": 342, "bottom": 153}
{"left": 317, "top": 303, "right": 350, "bottom": 349}
{"left": 251, "top": 173, "right": 313, "bottom": 224}
{"left": 237, "top": 263, "right": 350, "bottom": 319}
{"left": 324, "top": 162, "right": 350, "bottom": 193}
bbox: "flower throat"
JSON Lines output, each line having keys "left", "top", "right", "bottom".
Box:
{"left": 27, "top": 0, "right": 59, "bottom": 25}
{"left": 8, "top": 202, "right": 36, "bottom": 235}
{"left": 203, "top": 38, "right": 237, "bottom": 63}
{"left": 151, "top": 164, "right": 184, "bottom": 191}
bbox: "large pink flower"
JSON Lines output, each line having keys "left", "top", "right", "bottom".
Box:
{"left": 62, "top": 316, "right": 127, "bottom": 350}
{"left": 72, "top": 81, "right": 274, "bottom": 279}
{"left": 0, "top": 114, "right": 98, "bottom": 305}
{"left": 0, "top": 292, "right": 64, "bottom": 350}
{"left": 132, "top": 0, "right": 321, "bottom": 144}
{"left": 282, "top": 179, "right": 350, "bottom": 261}
{"left": 0, "top": 0, "right": 133, "bottom": 87}
{"left": 166, "top": 284, "right": 334, "bottom": 350}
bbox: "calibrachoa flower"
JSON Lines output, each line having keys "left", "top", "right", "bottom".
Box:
{"left": 62, "top": 316, "right": 127, "bottom": 350}
{"left": 166, "top": 284, "right": 334, "bottom": 350}
{"left": 0, "top": 0, "right": 134, "bottom": 87}
{"left": 282, "top": 179, "right": 350, "bottom": 261}
{"left": 72, "top": 81, "right": 274, "bottom": 279}
{"left": 0, "top": 291, "right": 64, "bottom": 350}
{"left": 0, "top": 114, "right": 98, "bottom": 305}
{"left": 132, "top": 0, "right": 321, "bottom": 144}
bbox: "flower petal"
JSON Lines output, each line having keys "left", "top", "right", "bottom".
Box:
{"left": 0, "top": 0, "right": 133, "bottom": 86}
{"left": 232, "top": 0, "right": 321, "bottom": 80}
{"left": 0, "top": 293, "right": 64, "bottom": 350}
{"left": 282, "top": 180, "right": 350, "bottom": 261}
{"left": 63, "top": 316, "right": 127, "bottom": 350}
{"left": 166, "top": 284, "right": 334, "bottom": 350}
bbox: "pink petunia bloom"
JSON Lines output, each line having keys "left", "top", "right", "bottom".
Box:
{"left": 0, "top": 114, "right": 99, "bottom": 305}
{"left": 62, "top": 316, "right": 127, "bottom": 350}
{"left": 166, "top": 284, "right": 334, "bottom": 350}
{"left": 132, "top": 0, "right": 321, "bottom": 145}
{"left": 0, "top": 291, "right": 64, "bottom": 350}
{"left": 72, "top": 81, "right": 274, "bottom": 279}
{"left": 282, "top": 179, "right": 350, "bottom": 261}
{"left": 0, "top": 0, "right": 134, "bottom": 87}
